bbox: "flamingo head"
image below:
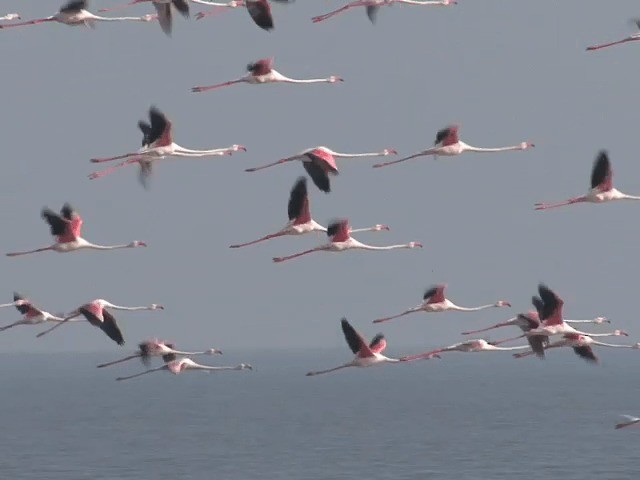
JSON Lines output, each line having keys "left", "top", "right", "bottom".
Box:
{"left": 593, "top": 316, "right": 610, "bottom": 324}
{"left": 150, "top": 304, "right": 164, "bottom": 310}
{"left": 443, "top": 0, "right": 458, "bottom": 4}
{"left": 614, "top": 329, "right": 629, "bottom": 337}
{"left": 235, "top": 363, "right": 253, "bottom": 370}
{"left": 231, "top": 144, "right": 247, "bottom": 152}
{"left": 373, "top": 224, "right": 390, "bottom": 231}
{"left": 633, "top": 343, "right": 640, "bottom": 349}
{"left": 141, "top": 13, "right": 159, "bottom": 22}
{"left": 520, "top": 142, "right": 535, "bottom": 150}
{"left": 383, "top": 149, "right": 397, "bottom": 155}
{"left": 4, "top": 13, "right": 20, "bottom": 20}
{"left": 129, "top": 241, "right": 147, "bottom": 248}
{"left": 495, "top": 300, "right": 511, "bottom": 308}
{"left": 408, "top": 242, "right": 423, "bottom": 248}
{"left": 207, "top": 348, "right": 223, "bottom": 355}
{"left": 328, "top": 76, "right": 344, "bottom": 83}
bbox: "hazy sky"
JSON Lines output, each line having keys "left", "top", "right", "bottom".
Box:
{"left": 1, "top": 1, "right": 639, "bottom": 354}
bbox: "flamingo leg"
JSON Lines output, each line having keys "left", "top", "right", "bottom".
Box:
{"left": 306, "top": 364, "right": 351, "bottom": 376}
{"left": 230, "top": 231, "right": 286, "bottom": 248}
{"left": 195, "top": 6, "right": 232, "bottom": 20}
{"left": 311, "top": 2, "right": 363, "bottom": 22}
{"left": 116, "top": 366, "right": 166, "bottom": 381}
{"left": 6, "top": 246, "right": 53, "bottom": 257}
{"left": 461, "top": 322, "right": 512, "bottom": 335}
{"left": 96, "top": 354, "right": 142, "bottom": 368}
{"left": 191, "top": 79, "right": 245, "bottom": 93}
{"left": 0, "top": 18, "right": 54, "bottom": 28}
{"left": 36, "top": 313, "right": 80, "bottom": 338}
{"left": 586, "top": 37, "right": 638, "bottom": 51}
{"left": 372, "top": 307, "right": 421, "bottom": 324}
{"left": 88, "top": 158, "right": 141, "bottom": 180}
{"left": 245, "top": 158, "right": 294, "bottom": 172}
{"left": 272, "top": 246, "right": 327, "bottom": 263}
{"left": 0, "top": 320, "right": 27, "bottom": 331}
{"left": 534, "top": 197, "right": 586, "bottom": 210}
{"left": 372, "top": 152, "right": 430, "bottom": 168}
{"left": 91, "top": 152, "right": 141, "bottom": 163}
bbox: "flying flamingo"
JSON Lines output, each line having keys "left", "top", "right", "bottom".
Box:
{"left": 90, "top": 106, "right": 246, "bottom": 169}
{"left": 245, "top": 146, "right": 396, "bottom": 193}
{"left": 372, "top": 124, "right": 533, "bottom": 168}
{"left": 311, "top": 0, "right": 455, "bottom": 24}
{"left": 230, "top": 177, "right": 389, "bottom": 248}
{"left": 116, "top": 358, "right": 253, "bottom": 381}
{"left": 372, "top": 284, "right": 511, "bottom": 324}
{"left": 36, "top": 299, "right": 164, "bottom": 345}
{"left": 191, "top": 57, "right": 343, "bottom": 93}
{"left": 616, "top": 415, "right": 640, "bottom": 430}
{"left": 497, "top": 285, "right": 629, "bottom": 357}
{"left": 97, "top": 339, "right": 222, "bottom": 368}
{"left": 587, "top": 19, "right": 640, "bottom": 51}
{"left": 513, "top": 333, "right": 640, "bottom": 363}
{"left": 6, "top": 203, "right": 147, "bottom": 257}
{"left": 306, "top": 318, "right": 406, "bottom": 376}
{"left": 0, "top": 0, "right": 156, "bottom": 29}
{"left": 462, "top": 312, "right": 610, "bottom": 336}
{"left": 400, "top": 339, "right": 530, "bottom": 362}
{"left": 0, "top": 293, "right": 81, "bottom": 332}
{"left": 0, "top": 13, "right": 20, "bottom": 21}
{"left": 534, "top": 151, "right": 640, "bottom": 210}
{"left": 98, "top": 0, "right": 188, "bottom": 35}
{"left": 273, "top": 218, "right": 422, "bottom": 263}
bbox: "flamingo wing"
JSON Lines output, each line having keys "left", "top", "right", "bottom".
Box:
{"left": 247, "top": 57, "right": 273, "bottom": 75}
{"left": 99, "top": 309, "right": 125, "bottom": 346}
{"left": 366, "top": 5, "right": 380, "bottom": 23}
{"left": 527, "top": 335, "right": 548, "bottom": 358}
{"left": 138, "top": 342, "right": 154, "bottom": 366}
{"left": 148, "top": 106, "right": 171, "bottom": 146}
{"left": 369, "top": 333, "right": 387, "bottom": 353}
{"left": 61, "top": 203, "right": 83, "bottom": 238}
{"left": 138, "top": 120, "right": 153, "bottom": 147}
{"left": 307, "top": 149, "right": 338, "bottom": 172}
{"left": 424, "top": 284, "right": 446, "bottom": 303}
{"left": 153, "top": 2, "right": 173, "bottom": 35}
{"left": 341, "top": 318, "right": 373, "bottom": 356}
{"left": 517, "top": 313, "right": 540, "bottom": 331}
{"left": 172, "top": 0, "right": 190, "bottom": 17}
{"left": 434, "top": 125, "right": 459, "bottom": 146}
{"left": 537, "top": 284, "right": 564, "bottom": 325}
{"left": 288, "top": 177, "right": 311, "bottom": 223}
{"left": 572, "top": 345, "right": 598, "bottom": 363}
{"left": 13, "top": 292, "right": 37, "bottom": 316}
{"left": 326, "top": 219, "right": 350, "bottom": 242}
{"left": 246, "top": 0, "right": 274, "bottom": 30}
{"left": 60, "top": 0, "right": 87, "bottom": 13}
{"left": 591, "top": 150, "right": 613, "bottom": 191}
{"left": 303, "top": 161, "right": 331, "bottom": 193}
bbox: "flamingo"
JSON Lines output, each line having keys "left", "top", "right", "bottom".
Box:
{"left": 306, "top": 318, "right": 406, "bottom": 376}
{"left": 372, "top": 124, "right": 533, "bottom": 168}
{"left": 99, "top": 0, "right": 188, "bottom": 35}
{"left": 400, "top": 339, "right": 530, "bottom": 362}
{"left": 373, "top": 284, "right": 511, "bottom": 324}
{"left": 90, "top": 106, "right": 246, "bottom": 170}
{"left": 587, "top": 19, "right": 640, "bottom": 51}
{"left": 513, "top": 333, "right": 640, "bottom": 363}
{"left": 193, "top": 0, "right": 245, "bottom": 21}
{"left": 6, "top": 203, "right": 147, "bottom": 257}
{"left": 191, "top": 57, "right": 343, "bottom": 93}
{"left": 534, "top": 151, "right": 640, "bottom": 210}
{"left": 461, "top": 312, "right": 610, "bottom": 336}
{"left": 116, "top": 358, "right": 253, "bottom": 381}
{"left": 0, "top": 0, "right": 156, "bottom": 29}
{"left": 245, "top": 146, "right": 396, "bottom": 193}
{"left": 230, "top": 177, "right": 389, "bottom": 248}
{"left": 36, "top": 299, "right": 164, "bottom": 345}
{"left": 0, "top": 293, "right": 80, "bottom": 332}
{"left": 311, "top": 0, "right": 455, "bottom": 24}
{"left": 97, "top": 339, "right": 222, "bottom": 368}
{"left": 0, "top": 13, "right": 20, "bottom": 21}
{"left": 273, "top": 218, "right": 422, "bottom": 263}
{"left": 616, "top": 415, "right": 640, "bottom": 430}
{"left": 498, "top": 285, "right": 629, "bottom": 357}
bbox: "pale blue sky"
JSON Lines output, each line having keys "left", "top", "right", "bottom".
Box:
{"left": 1, "top": 0, "right": 639, "bottom": 353}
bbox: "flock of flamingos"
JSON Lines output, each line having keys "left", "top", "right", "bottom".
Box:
{"left": 2, "top": 0, "right": 640, "bottom": 430}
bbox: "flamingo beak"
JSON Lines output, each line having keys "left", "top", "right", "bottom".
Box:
{"left": 235, "top": 145, "right": 247, "bottom": 152}
{"left": 386, "top": 149, "right": 398, "bottom": 155}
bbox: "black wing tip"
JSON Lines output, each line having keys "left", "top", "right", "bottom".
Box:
{"left": 326, "top": 219, "right": 345, "bottom": 236}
